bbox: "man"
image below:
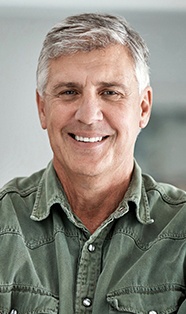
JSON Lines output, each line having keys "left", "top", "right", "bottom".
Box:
{"left": 0, "top": 13, "right": 186, "bottom": 314}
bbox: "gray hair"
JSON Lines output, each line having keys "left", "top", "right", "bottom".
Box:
{"left": 36, "top": 13, "right": 150, "bottom": 96}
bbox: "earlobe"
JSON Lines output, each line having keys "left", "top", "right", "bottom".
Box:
{"left": 36, "top": 90, "right": 47, "bottom": 130}
{"left": 139, "top": 86, "right": 153, "bottom": 129}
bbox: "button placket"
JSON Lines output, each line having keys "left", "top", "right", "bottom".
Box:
{"left": 75, "top": 234, "right": 103, "bottom": 312}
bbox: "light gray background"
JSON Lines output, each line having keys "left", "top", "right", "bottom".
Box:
{"left": 0, "top": 0, "right": 186, "bottom": 187}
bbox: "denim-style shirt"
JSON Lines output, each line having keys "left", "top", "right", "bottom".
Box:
{"left": 0, "top": 160, "right": 186, "bottom": 314}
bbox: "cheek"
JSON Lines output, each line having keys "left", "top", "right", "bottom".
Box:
{"left": 46, "top": 105, "right": 69, "bottom": 130}
{"left": 104, "top": 107, "right": 125, "bottom": 127}
{"left": 117, "top": 114, "right": 141, "bottom": 144}
{"left": 107, "top": 107, "right": 139, "bottom": 131}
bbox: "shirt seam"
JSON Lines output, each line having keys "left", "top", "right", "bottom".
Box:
{"left": 0, "top": 228, "right": 80, "bottom": 250}
{"left": 0, "top": 186, "right": 38, "bottom": 200}
{"left": 105, "top": 229, "right": 186, "bottom": 250}
{"left": 0, "top": 283, "right": 59, "bottom": 299}
{"left": 146, "top": 186, "right": 186, "bottom": 205}
{"left": 107, "top": 282, "right": 186, "bottom": 296}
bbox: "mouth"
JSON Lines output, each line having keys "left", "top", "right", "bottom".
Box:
{"left": 69, "top": 133, "right": 108, "bottom": 143}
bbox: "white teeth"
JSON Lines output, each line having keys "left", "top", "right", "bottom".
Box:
{"left": 75, "top": 135, "right": 103, "bottom": 142}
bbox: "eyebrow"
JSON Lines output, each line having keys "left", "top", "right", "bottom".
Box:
{"left": 98, "top": 81, "right": 128, "bottom": 89}
{"left": 51, "top": 81, "right": 128, "bottom": 92}
{"left": 52, "top": 82, "right": 80, "bottom": 92}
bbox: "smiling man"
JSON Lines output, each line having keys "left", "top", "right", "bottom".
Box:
{"left": 0, "top": 13, "right": 186, "bottom": 314}
{"left": 37, "top": 44, "right": 151, "bottom": 233}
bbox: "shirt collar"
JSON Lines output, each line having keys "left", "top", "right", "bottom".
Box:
{"left": 30, "top": 161, "right": 70, "bottom": 221}
{"left": 119, "top": 160, "right": 154, "bottom": 225}
{"left": 30, "top": 160, "right": 154, "bottom": 225}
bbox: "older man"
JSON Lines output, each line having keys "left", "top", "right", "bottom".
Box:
{"left": 0, "top": 13, "right": 186, "bottom": 314}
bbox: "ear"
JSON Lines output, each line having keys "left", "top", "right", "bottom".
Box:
{"left": 36, "top": 90, "right": 47, "bottom": 130}
{"left": 139, "top": 86, "right": 153, "bottom": 129}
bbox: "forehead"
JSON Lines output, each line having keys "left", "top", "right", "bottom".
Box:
{"left": 47, "top": 45, "right": 136, "bottom": 85}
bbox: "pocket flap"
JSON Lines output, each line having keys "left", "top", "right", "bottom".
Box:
{"left": 107, "top": 285, "right": 184, "bottom": 313}
{"left": 0, "top": 288, "right": 59, "bottom": 314}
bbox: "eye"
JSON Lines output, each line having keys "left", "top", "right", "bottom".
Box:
{"left": 101, "top": 90, "right": 118, "bottom": 96}
{"left": 53, "top": 89, "right": 80, "bottom": 102}
{"left": 100, "top": 89, "right": 124, "bottom": 101}
{"left": 57, "top": 90, "right": 78, "bottom": 97}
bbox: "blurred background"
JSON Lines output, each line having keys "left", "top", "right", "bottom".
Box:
{"left": 0, "top": 0, "right": 186, "bottom": 188}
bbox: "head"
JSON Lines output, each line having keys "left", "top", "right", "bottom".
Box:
{"left": 36, "top": 13, "right": 152, "bottom": 183}
{"left": 36, "top": 13, "right": 150, "bottom": 97}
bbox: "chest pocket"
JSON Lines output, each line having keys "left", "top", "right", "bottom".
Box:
{"left": 0, "top": 289, "right": 59, "bottom": 314}
{"left": 107, "top": 286, "right": 185, "bottom": 314}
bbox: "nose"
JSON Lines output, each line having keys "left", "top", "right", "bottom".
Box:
{"left": 75, "top": 93, "right": 103, "bottom": 125}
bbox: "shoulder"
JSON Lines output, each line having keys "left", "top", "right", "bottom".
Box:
{"left": 142, "top": 173, "right": 186, "bottom": 205}
{"left": 140, "top": 173, "right": 186, "bottom": 241}
{"left": 0, "top": 168, "right": 45, "bottom": 201}
{"left": 0, "top": 168, "right": 46, "bottom": 224}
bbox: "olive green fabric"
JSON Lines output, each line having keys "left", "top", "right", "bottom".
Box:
{"left": 0, "top": 161, "right": 186, "bottom": 313}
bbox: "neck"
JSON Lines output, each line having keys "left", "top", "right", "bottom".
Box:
{"left": 54, "top": 160, "right": 133, "bottom": 233}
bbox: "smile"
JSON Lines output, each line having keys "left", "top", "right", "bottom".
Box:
{"left": 69, "top": 134, "right": 108, "bottom": 143}
{"left": 75, "top": 135, "right": 103, "bottom": 143}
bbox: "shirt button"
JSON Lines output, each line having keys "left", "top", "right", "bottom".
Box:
{"left": 149, "top": 311, "right": 157, "bottom": 314}
{"left": 88, "top": 243, "right": 96, "bottom": 252}
{"left": 82, "top": 297, "right": 92, "bottom": 307}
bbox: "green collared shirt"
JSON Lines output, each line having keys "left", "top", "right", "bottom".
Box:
{"left": 0, "top": 160, "right": 186, "bottom": 314}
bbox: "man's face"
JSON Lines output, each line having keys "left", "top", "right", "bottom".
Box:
{"left": 37, "top": 45, "right": 152, "bottom": 179}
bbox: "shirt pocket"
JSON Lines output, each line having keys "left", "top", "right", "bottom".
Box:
{"left": 106, "top": 286, "right": 185, "bottom": 314}
{"left": 0, "top": 288, "right": 59, "bottom": 314}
